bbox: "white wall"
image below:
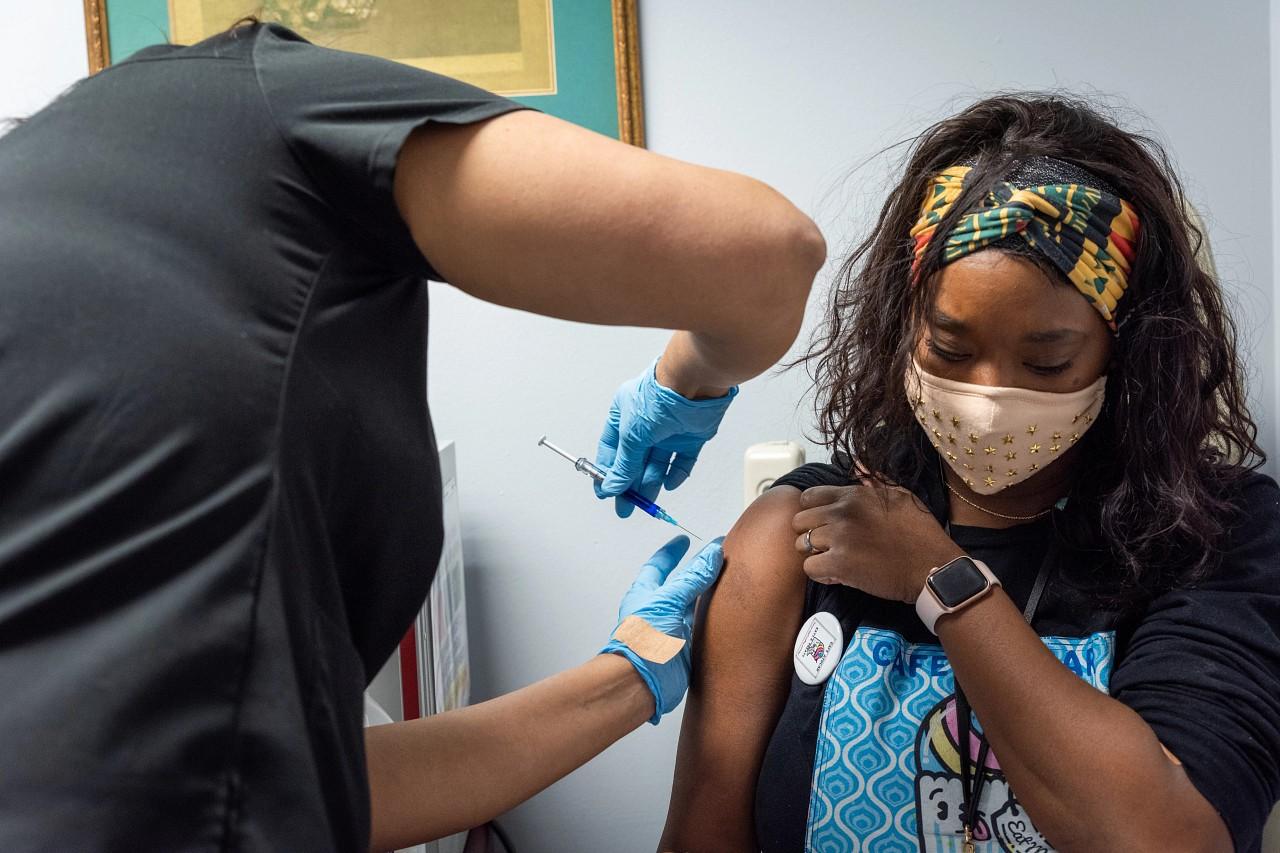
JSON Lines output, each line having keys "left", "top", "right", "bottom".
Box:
{"left": 0, "top": 0, "right": 87, "bottom": 118}
{"left": 1, "top": 2, "right": 1275, "bottom": 852}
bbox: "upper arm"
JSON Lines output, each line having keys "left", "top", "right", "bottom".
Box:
{"left": 1109, "top": 475, "right": 1280, "bottom": 851}
{"left": 659, "top": 486, "right": 808, "bottom": 852}
{"left": 392, "top": 110, "right": 824, "bottom": 343}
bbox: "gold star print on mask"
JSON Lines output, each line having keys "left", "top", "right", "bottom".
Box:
{"left": 1049, "top": 444, "right": 1061, "bottom": 453}
{"left": 932, "top": 410, "right": 941, "bottom": 421}
{"left": 1027, "top": 425, "right": 1037, "bottom": 434}
{"left": 950, "top": 416, "right": 961, "bottom": 428}
{"left": 1002, "top": 435, "right": 1015, "bottom": 444}
{"left": 968, "top": 433, "right": 979, "bottom": 443}
{"left": 984, "top": 446, "right": 997, "bottom": 455}
{"left": 984, "top": 476, "right": 996, "bottom": 487}
{"left": 964, "top": 447, "right": 975, "bottom": 456}
{"left": 1005, "top": 451, "right": 1016, "bottom": 461}
{"left": 1029, "top": 444, "right": 1041, "bottom": 453}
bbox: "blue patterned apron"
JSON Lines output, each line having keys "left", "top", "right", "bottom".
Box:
{"left": 805, "top": 626, "right": 1115, "bottom": 852}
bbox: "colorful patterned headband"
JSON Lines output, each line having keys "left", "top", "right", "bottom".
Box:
{"left": 909, "top": 165, "right": 1141, "bottom": 328}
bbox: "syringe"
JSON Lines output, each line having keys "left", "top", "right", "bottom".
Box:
{"left": 538, "top": 436, "right": 703, "bottom": 541}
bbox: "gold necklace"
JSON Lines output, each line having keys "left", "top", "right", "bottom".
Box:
{"left": 944, "top": 478, "right": 1054, "bottom": 522}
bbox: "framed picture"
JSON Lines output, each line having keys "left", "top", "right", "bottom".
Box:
{"left": 82, "top": 0, "right": 644, "bottom": 146}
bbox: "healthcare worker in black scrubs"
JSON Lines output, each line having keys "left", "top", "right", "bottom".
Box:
{"left": 0, "top": 21, "right": 825, "bottom": 852}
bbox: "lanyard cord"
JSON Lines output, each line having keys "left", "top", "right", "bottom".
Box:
{"left": 945, "top": 519, "right": 1054, "bottom": 849}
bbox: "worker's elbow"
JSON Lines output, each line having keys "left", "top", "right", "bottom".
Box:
{"left": 770, "top": 207, "right": 826, "bottom": 304}
{"left": 751, "top": 209, "right": 825, "bottom": 357}
{"left": 793, "top": 214, "right": 828, "bottom": 284}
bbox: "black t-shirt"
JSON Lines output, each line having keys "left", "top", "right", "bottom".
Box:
{"left": 754, "top": 461, "right": 1280, "bottom": 852}
{"left": 0, "top": 24, "right": 524, "bottom": 851}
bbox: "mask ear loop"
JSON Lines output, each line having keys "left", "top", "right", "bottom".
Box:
{"left": 938, "top": 454, "right": 952, "bottom": 535}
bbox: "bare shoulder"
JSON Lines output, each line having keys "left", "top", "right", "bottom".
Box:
{"left": 697, "top": 484, "right": 809, "bottom": 698}
{"left": 717, "top": 485, "right": 807, "bottom": 606}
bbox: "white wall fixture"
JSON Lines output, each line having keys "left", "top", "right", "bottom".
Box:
{"left": 744, "top": 441, "right": 806, "bottom": 509}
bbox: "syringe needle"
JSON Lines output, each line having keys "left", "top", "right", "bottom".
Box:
{"left": 671, "top": 521, "right": 703, "bottom": 542}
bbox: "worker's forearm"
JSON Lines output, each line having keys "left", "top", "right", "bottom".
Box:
{"left": 657, "top": 319, "right": 801, "bottom": 400}
{"left": 365, "top": 653, "right": 652, "bottom": 852}
{"left": 936, "top": 588, "right": 1228, "bottom": 852}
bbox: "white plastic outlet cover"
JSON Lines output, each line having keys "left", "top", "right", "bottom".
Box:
{"left": 743, "top": 441, "right": 805, "bottom": 509}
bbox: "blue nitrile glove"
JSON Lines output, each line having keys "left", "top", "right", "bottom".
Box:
{"left": 595, "top": 359, "right": 738, "bottom": 518}
{"left": 602, "top": 536, "right": 725, "bottom": 725}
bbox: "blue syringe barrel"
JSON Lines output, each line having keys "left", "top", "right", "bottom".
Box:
{"left": 620, "top": 489, "right": 663, "bottom": 519}
{"left": 574, "top": 457, "right": 663, "bottom": 519}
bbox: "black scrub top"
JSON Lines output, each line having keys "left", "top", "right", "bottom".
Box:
{"left": 0, "top": 23, "right": 523, "bottom": 851}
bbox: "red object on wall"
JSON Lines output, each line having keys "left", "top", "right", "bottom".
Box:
{"left": 398, "top": 627, "right": 421, "bottom": 720}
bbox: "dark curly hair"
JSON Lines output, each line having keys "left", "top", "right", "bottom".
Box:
{"left": 801, "top": 93, "right": 1263, "bottom": 603}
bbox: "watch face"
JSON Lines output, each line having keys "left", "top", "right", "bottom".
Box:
{"left": 927, "top": 558, "right": 989, "bottom": 608}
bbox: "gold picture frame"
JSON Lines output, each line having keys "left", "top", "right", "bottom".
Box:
{"left": 83, "top": 0, "right": 112, "bottom": 74}
{"left": 611, "top": 0, "right": 642, "bottom": 147}
{"left": 82, "top": 0, "right": 644, "bottom": 146}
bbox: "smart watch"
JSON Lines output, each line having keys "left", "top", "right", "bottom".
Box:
{"left": 915, "top": 556, "right": 1000, "bottom": 635}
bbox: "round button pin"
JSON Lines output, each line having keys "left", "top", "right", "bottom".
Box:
{"left": 793, "top": 611, "right": 843, "bottom": 685}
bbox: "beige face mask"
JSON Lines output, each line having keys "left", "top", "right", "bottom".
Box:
{"left": 905, "top": 361, "right": 1107, "bottom": 495}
